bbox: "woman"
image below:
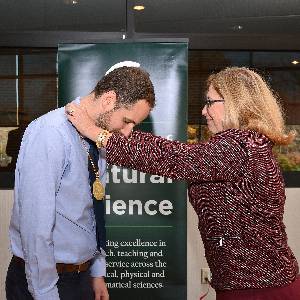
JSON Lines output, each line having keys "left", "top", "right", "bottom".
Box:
{"left": 66, "top": 67, "right": 300, "bottom": 299}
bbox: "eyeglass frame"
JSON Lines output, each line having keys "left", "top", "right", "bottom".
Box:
{"left": 204, "top": 98, "right": 225, "bottom": 108}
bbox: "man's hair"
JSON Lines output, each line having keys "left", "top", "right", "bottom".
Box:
{"left": 93, "top": 66, "right": 155, "bottom": 108}
{"left": 207, "top": 67, "right": 295, "bottom": 145}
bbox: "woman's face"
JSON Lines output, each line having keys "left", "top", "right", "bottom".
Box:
{"left": 202, "top": 85, "right": 225, "bottom": 134}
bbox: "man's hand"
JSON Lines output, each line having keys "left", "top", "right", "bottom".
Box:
{"left": 92, "top": 277, "right": 109, "bottom": 300}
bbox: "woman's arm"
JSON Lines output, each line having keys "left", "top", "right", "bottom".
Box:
{"left": 106, "top": 130, "right": 247, "bottom": 182}
{"left": 66, "top": 103, "right": 247, "bottom": 182}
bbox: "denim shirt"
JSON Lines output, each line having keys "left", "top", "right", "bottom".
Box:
{"left": 9, "top": 98, "right": 106, "bottom": 299}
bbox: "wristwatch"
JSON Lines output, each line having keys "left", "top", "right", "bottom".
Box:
{"left": 95, "top": 130, "right": 110, "bottom": 148}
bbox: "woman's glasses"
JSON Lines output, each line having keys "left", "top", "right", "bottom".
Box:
{"left": 205, "top": 98, "right": 225, "bottom": 108}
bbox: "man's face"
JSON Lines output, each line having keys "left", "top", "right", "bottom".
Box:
{"left": 95, "top": 99, "right": 151, "bottom": 137}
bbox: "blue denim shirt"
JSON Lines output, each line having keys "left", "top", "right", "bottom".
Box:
{"left": 9, "top": 98, "right": 106, "bottom": 299}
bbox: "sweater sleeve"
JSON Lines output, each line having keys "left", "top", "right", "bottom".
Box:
{"left": 106, "top": 130, "right": 247, "bottom": 183}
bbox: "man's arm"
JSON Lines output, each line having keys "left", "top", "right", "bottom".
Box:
{"left": 18, "top": 125, "right": 67, "bottom": 299}
{"left": 90, "top": 254, "right": 109, "bottom": 300}
{"left": 92, "top": 277, "right": 109, "bottom": 300}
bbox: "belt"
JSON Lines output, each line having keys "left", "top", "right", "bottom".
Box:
{"left": 12, "top": 256, "right": 91, "bottom": 274}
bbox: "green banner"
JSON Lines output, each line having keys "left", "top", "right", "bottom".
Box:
{"left": 58, "top": 42, "right": 188, "bottom": 300}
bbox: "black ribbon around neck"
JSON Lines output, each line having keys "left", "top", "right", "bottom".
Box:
{"left": 86, "top": 138, "right": 106, "bottom": 252}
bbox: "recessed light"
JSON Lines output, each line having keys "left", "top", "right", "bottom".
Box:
{"left": 292, "top": 60, "right": 299, "bottom": 65}
{"left": 232, "top": 25, "right": 243, "bottom": 30}
{"left": 64, "top": 0, "right": 78, "bottom": 4}
{"left": 133, "top": 5, "right": 145, "bottom": 11}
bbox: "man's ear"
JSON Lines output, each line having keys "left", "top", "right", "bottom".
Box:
{"left": 101, "top": 91, "right": 117, "bottom": 111}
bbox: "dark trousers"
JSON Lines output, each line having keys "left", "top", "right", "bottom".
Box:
{"left": 5, "top": 257, "right": 94, "bottom": 300}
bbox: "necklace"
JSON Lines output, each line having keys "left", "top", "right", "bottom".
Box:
{"left": 80, "top": 136, "right": 105, "bottom": 201}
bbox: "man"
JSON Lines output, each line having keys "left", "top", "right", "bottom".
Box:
{"left": 6, "top": 64, "right": 155, "bottom": 300}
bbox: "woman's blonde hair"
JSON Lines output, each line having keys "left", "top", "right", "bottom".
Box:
{"left": 207, "top": 67, "right": 295, "bottom": 145}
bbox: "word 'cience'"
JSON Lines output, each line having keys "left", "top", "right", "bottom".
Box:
{"left": 105, "top": 195, "right": 173, "bottom": 216}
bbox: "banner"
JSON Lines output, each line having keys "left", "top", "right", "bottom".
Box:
{"left": 58, "top": 42, "right": 188, "bottom": 300}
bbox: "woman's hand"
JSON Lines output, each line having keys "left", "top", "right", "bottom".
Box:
{"left": 65, "top": 103, "right": 101, "bottom": 142}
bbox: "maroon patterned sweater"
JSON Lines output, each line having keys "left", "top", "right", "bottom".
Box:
{"left": 106, "top": 128, "right": 299, "bottom": 291}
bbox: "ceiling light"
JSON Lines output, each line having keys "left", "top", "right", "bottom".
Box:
{"left": 64, "top": 0, "right": 78, "bottom": 5}
{"left": 133, "top": 5, "right": 145, "bottom": 11}
{"left": 292, "top": 60, "right": 299, "bottom": 65}
{"left": 232, "top": 25, "right": 243, "bottom": 31}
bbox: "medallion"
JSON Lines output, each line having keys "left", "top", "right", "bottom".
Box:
{"left": 93, "top": 179, "right": 105, "bottom": 200}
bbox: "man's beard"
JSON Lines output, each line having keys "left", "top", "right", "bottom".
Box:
{"left": 95, "top": 110, "right": 113, "bottom": 131}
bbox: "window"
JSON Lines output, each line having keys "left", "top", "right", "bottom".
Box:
{"left": 0, "top": 48, "right": 57, "bottom": 188}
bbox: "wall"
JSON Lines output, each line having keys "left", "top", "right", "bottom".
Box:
{"left": 1, "top": 189, "right": 300, "bottom": 300}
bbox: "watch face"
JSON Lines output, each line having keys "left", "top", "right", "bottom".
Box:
{"left": 96, "top": 130, "right": 109, "bottom": 148}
